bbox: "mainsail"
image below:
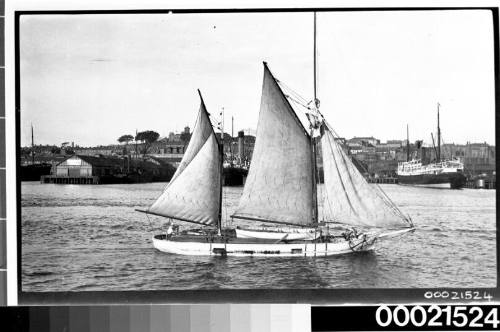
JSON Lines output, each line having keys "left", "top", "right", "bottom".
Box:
{"left": 232, "top": 63, "right": 315, "bottom": 226}
{"left": 320, "top": 123, "right": 410, "bottom": 229}
{"left": 147, "top": 92, "right": 221, "bottom": 226}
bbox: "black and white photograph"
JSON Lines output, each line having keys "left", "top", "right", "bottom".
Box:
{"left": 18, "top": 7, "right": 496, "bottom": 295}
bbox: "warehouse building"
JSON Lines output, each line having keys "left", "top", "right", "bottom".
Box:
{"left": 42, "top": 155, "right": 175, "bottom": 184}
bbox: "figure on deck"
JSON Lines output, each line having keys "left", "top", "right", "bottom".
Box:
{"left": 166, "top": 221, "right": 174, "bottom": 239}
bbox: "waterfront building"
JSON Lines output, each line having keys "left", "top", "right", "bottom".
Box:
{"left": 347, "top": 136, "right": 380, "bottom": 146}
{"left": 42, "top": 155, "right": 175, "bottom": 184}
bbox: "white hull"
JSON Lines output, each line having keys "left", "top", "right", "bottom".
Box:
{"left": 235, "top": 227, "right": 319, "bottom": 240}
{"left": 152, "top": 234, "right": 376, "bottom": 257}
{"left": 401, "top": 182, "right": 451, "bottom": 189}
{"left": 411, "top": 183, "right": 451, "bottom": 189}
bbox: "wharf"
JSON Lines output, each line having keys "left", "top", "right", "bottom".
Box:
{"left": 41, "top": 175, "right": 100, "bottom": 184}
{"left": 465, "top": 176, "right": 496, "bottom": 189}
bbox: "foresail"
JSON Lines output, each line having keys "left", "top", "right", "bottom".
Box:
{"left": 169, "top": 95, "right": 214, "bottom": 184}
{"left": 232, "top": 63, "right": 315, "bottom": 226}
{"left": 320, "top": 126, "right": 409, "bottom": 229}
{"left": 148, "top": 133, "right": 221, "bottom": 225}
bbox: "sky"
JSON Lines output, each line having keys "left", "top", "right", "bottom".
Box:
{"left": 20, "top": 10, "right": 495, "bottom": 147}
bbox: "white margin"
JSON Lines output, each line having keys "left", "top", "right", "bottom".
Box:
{"left": 4, "top": 0, "right": 499, "bottom": 306}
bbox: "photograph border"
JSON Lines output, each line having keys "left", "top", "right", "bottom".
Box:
{"left": 14, "top": 5, "right": 499, "bottom": 304}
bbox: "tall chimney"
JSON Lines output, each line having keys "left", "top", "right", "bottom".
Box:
{"left": 238, "top": 130, "right": 244, "bottom": 163}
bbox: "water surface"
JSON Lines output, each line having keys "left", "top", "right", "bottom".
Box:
{"left": 21, "top": 182, "right": 496, "bottom": 291}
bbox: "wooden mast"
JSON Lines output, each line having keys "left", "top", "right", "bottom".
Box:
{"left": 313, "top": 12, "right": 318, "bottom": 109}
{"left": 218, "top": 107, "right": 224, "bottom": 234}
{"left": 311, "top": 11, "right": 319, "bottom": 225}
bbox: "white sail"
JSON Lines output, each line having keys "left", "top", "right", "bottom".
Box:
{"left": 147, "top": 95, "right": 221, "bottom": 226}
{"left": 232, "top": 63, "right": 315, "bottom": 226}
{"left": 320, "top": 125, "right": 409, "bottom": 228}
{"left": 169, "top": 95, "right": 214, "bottom": 183}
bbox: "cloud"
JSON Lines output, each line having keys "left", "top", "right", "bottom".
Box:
{"left": 90, "top": 58, "right": 113, "bottom": 63}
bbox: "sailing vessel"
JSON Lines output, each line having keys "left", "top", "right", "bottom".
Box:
{"left": 397, "top": 104, "right": 466, "bottom": 189}
{"left": 138, "top": 13, "right": 414, "bottom": 256}
{"left": 137, "top": 62, "right": 414, "bottom": 256}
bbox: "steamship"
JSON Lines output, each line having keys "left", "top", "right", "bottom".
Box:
{"left": 222, "top": 130, "right": 249, "bottom": 186}
{"left": 397, "top": 104, "right": 466, "bottom": 189}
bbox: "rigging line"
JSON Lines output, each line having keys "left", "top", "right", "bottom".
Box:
{"left": 209, "top": 115, "right": 222, "bottom": 132}
{"left": 284, "top": 93, "right": 312, "bottom": 113}
{"left": 279, "top": 80, "right": 309, "bottom": 103}
{"left": 277, "top": 80, "right": 312, "bottom": 106}
{"left": 286, "top": 94, "right": 313, "bottom": 111}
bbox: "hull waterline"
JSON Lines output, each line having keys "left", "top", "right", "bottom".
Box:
{"left": 397, "top": 172, "right": 466, "bottom": 189}
{"left": 152, "top": 234, "right": 376, "bottom": 257}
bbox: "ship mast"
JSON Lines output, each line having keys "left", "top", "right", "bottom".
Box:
{"left": 231, "top": 116, "right": 234, "bottom": 166}
{"left": 31, "top": 124, "right": 35, "bottom": 165}
{"left": 311, "top": 11, "right": 319, "bottom": 225}
{"left": 313, "top": 12, "right": 318, "bottom": 110}
{"left": 406, "top": 124, "right": 410, "bottom": 161}
{"left": 431, "top": 133, "right": 438, "bottom": 162}
{"left": 437, "top": 102, "right": 441, "bottom": 162}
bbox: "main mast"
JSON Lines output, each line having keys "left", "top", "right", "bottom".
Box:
{"left": 311, "top": 11, "right": 319, "bottom": 225}
{"left": 218, "top": 107, "right": 224, "bottom": 234}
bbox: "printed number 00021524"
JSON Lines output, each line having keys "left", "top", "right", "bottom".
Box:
{"left": 424, "top": 290, "right": 493, "bottom": 301}
{"left": 375, "top": 305, "right": 499, "bottom": 328}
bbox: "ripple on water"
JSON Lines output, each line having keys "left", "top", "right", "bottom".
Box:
{"left": 21, "top": 183, "right": 497, "bottom": 291}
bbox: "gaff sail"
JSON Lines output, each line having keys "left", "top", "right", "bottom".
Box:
{"left": 232, "top": 63, "right": 315, "bottom": 226}
{"left": 320, "top": 123, "right": 410, "bottom": 229}
{"left": 146, "top": 92, "right": 221, "bottom": 226}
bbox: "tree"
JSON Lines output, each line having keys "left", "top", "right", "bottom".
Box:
{"left": 179, "top": 132, "right": 191, "bottom": 147}
{"left": 64, "top": 147, "right": 75, "bottom": 155}
{"left": 118, "top": 134, "right": 134, "bottom": 144}
{"left": 118, "top": 134, "right": 134, "bottom": 155}
{"left": 135, "top": 130, "right": 160, "bottom": 156}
